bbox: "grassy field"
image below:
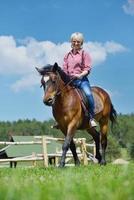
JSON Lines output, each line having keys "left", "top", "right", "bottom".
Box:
{"left": 0, "top": 163, "right": 134, "bottom": 200}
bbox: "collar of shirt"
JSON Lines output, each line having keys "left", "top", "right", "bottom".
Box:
{"left": 70, "top": 49, "right": 83, "bottom": 56}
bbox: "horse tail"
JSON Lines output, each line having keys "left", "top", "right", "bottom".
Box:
{"left": 110, "top": 103, "right": 117, "bottom": 129}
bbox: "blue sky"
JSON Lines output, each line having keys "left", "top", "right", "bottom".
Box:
{"left": 0, "top": 0, "right": 134, "bottom": 122}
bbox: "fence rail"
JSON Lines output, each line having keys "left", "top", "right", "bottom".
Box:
{"left": 0, "top": 136, "right": 96, "bottom": 167}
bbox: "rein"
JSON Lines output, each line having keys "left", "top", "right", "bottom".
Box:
{"left": 55, "top": 76, "right": 75, "bottom": 97}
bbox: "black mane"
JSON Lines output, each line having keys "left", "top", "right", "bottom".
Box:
{"left": 41, "top": 64, "right": 54, "bottom": 73}
{"left": 56, "top": 66, "right": 71, "bottom": 84}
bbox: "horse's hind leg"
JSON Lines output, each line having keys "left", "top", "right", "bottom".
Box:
{"left": 70, "top": 139, "right": 80, "bottom": 166}
{"left": 88, "top": 128, "right": 102, "bottom": 163}
{"left": 99, "top": 119, "right": 108, "bottom": 165}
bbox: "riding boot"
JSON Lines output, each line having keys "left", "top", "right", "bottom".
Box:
{"left": 88, "top": 95, "right": 97, "bottom": 127}
{"left": 89, "top": 117, "right": 97, "bottom": 127}
{"left": 51, "top": 123, "right": 59, "bottom": 129}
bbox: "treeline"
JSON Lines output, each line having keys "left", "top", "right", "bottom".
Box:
{"left": 110, "top": 113, "right": 134, "bottom": 160}
{"left": 0, "top": 119, "right": 63, "bottom": 140}
{"left": 0, "top": 113, "right": 134, "bottom": 160}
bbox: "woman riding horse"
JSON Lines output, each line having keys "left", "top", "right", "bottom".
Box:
{"left": 63, "top": 32, "right": 97, "bottom": 127}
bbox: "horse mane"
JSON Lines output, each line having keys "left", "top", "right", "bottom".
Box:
{"left": 41, "top": 64, "right": 54, "bottom": 73}
{"left": 39, "top": 63, "right": 71, "bottom": 84}
{"left": 56, "top": 66, "right": 71, "bottom": 84}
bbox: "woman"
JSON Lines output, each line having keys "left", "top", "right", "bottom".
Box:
{"left": 63, "top": 32, "right": 97, "bottom": 127}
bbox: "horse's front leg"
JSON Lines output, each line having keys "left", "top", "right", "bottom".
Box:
{"left": 59, "top": 123, "right": 76, "bottom": 167}
{"left": 59, "top": 135, "right": 72, "bottom": 167}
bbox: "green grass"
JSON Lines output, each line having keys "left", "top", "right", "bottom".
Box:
{"left": 0, "top": 164, "right": 134, "bottom": 200}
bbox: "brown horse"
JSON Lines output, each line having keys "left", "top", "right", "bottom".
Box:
{"left": 36, "top": 63, "right": 117, "bottom": 167}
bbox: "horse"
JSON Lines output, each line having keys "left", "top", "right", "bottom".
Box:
{"left": 0, "top": 135, "right": 17, "bottom": 168}
{"left": 36, "top": 63, "right": 117, "bottom": 167}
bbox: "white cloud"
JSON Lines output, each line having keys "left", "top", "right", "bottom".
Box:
{"left": 123, "top": 0, "right": 134, "bottom": 16}
{"left": 84, "top": 41, "right": 127, "bottom": 65}
{"left": 10, "top": 74, "right": 40, "bottom": 92}
{"left": 0, "top": 36, "right": 36, "bottom": 75}
{"left": 0, "top": 35, "right": 127, "bottom": 92}
{"left": 104, "top": 41, "right": 127, "bottom": 53}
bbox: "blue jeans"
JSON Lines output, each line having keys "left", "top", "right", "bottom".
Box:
{"left": 72, "top": 77, "right": 95, "bottom": 119}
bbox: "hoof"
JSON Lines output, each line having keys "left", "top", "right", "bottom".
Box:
{"left": 96, "top": 155, "right": 102, "bottom": 163}
{"left": 100, "top": 160, "right": 107, "bottom": 166}
{"left": 59, "top": 162, "right": 65, "bottom": 168}
{"left": 75, "top": 160, "right": 80, "bottom": 166}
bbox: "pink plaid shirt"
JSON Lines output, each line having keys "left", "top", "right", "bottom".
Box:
{"left": 63, "top": 49, "right": 92, "bottom": 76}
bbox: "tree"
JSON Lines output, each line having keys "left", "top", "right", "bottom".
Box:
{"left": 128, "top": 142, "right": 134, "bottom": 159}
{"left": 106, "top": 135, "right": 121, "bottom": 162}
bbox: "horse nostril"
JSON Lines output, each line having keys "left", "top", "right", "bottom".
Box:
{"left": 43, "top": 98, "right": 53, "bottom": 106}
{"left": 48, "top": 98, "right": 53, "bottom": 103}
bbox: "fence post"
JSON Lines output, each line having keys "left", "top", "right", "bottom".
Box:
{"left": 32, "top": 152, "right": 36, "bottom": 167}
{"left": 42, "top": 136, "right": 48, "bottom": 167}
{"left": 81, "top": 139, "right": 88, "bottom": 166}
{"left": 93, "top": 142, "right": 96, "bottom": 159}
{"left": 55, "top": 147, "right": 59, "bottom": 167}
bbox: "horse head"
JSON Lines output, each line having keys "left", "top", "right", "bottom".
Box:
{"left": 36, "top": 63, "right": 61, "bottom": 106}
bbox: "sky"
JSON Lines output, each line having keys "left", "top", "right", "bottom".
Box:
{"left": 0, "top": 0, "right": 134, "bottom": 122}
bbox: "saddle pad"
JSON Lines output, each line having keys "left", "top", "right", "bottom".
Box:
{"left": 75, "top": 88, "right": 104, "bottom": 115}
{"left": 92, "top": 91, "right": 104, "bottom": 114}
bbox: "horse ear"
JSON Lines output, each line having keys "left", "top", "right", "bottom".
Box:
{"left": 53, "top": 63, "right": 59, "bottom": 72}
{"left": 35, "top": 67, "right": 40, "bottom": 73}
{"left": 35, "top": 67, "right": 44, "bottom": 75}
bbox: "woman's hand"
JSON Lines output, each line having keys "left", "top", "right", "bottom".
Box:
{"left": 72, "top": 70, "right": 88, "bottom": 79}
{"left": 74, "top": 74, "right": 83, "bottom": 79}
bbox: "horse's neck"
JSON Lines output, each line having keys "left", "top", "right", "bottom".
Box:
{"left": 59, "top": 78, "right": 71, "bottom": 94}
{"left": 56, "top": 69, "right": 75, "bottom": 100}
{"left": 57, "top": 68, "right": 71, "bottom": 84}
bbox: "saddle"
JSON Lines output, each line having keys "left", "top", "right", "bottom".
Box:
{"left": 75, "top": 87, "right": 104, "bottom": 116}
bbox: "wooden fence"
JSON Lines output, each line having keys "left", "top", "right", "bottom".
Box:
{"left": 0, "top": 136, "right": 96, "bottom": 167}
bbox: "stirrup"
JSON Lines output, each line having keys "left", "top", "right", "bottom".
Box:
{"left": 89, "top": 119, "right": 97, "bottom": 127}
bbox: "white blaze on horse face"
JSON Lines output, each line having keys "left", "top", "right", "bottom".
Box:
{"left": 43, "top": 76, "right": 50, "bottom": 83}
